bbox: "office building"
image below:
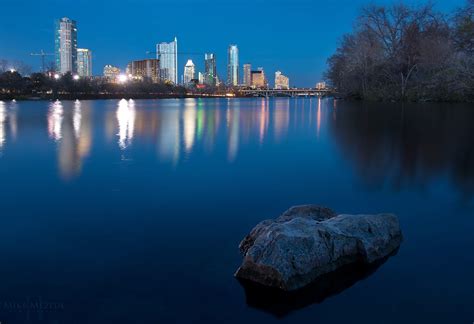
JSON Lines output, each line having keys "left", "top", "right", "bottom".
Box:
{"left": 204, "top": 53, "right": 217, "bottom": 86}
{"left": 251, "top": 68, "right": 267, "bottom": 89}
{"left": 129, "top": 59, "right": 160, "bottom": 82}
{"left": 55, "top": 17, "right": 78, "bottom": 74}
{"left": 103, "top": 65, "right": 121, "bottom": 82}
{"left": 275, "top": 71, "right": 289, "bottom": 90}
{"left": 227, "top": 45, "right": 239, "bottom": 86}
{"left": 77, "top": 48, "right": 92, "bottom": 77}
{"left": 157, "top": 37, "right": 178, "bottom": 84}
{"left": 243, "top": 63, "right": 252, "bottom": 87}
{"left": 183, "top": 59, "right": 195, "bottom": 85}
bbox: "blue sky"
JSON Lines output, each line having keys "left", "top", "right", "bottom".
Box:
{"left": 0, "top": 0, "right": 466, "bottom": 86}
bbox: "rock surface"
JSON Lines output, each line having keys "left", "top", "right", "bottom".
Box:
{"left": 235, "top": 205, "right": 402, "bottom": 291}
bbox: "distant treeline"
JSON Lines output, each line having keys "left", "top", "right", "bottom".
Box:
{"left": 0, "top": 71, "right": 228, "bottom": 100}
{"left": 326, "top": 0, "right": 474, "bottom": 102}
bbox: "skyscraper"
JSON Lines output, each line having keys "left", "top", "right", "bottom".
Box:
{"left": 183, "top": 59, "right": 195, "bottom": 84}
{"left": 204, "top": 53, "right": 217, "bottom": 86}
{"left": 243, "top": 63, "right": 252, "bottom": 87}
{"left": 55, "top": 17, "right": 78, "bottom": 74}
{"left": 227, "top": 45, "right": 239, "bottom": 86}
{"left": 77, "top": 48, "right": 92, "bottom": 77}
{"left": 157, "top": 37, "right": 178, "bottom": 84}
{"left": 275, "top": 71, "right": 289, "bottom": 89}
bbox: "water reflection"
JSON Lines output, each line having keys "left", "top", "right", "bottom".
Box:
{"left": 0, "top": 101, "right": 18, "bottom": 152}
{"left": 239, "top": 254, "right": 393, "bottom": 318}
{"left": 329, "top": 102, "right": 474, "bottom": 195}
{"left": 3, "top": 98, "right": 474, "bottom": 195}
{"left": 47, "top": 100, "right": 92, "bottom": 180}
{"left": 0, "top": 101, "right": 6, "bottom": 149}
{"left": 47, "top": 100, "right": 63, "bottom": 141}
{"left": 116, "top": 99, "right": 136, "bottom": 150}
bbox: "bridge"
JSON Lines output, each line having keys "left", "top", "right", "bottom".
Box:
{"left": 239, "top": 88, "right": 333, "bottom": 97}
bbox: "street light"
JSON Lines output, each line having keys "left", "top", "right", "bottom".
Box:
{"left": 73, "top": 75, "right": 80, "bottom": 81}
{"left": 54, "top": 74, "right": 60, "bottom": 80}
{"left": 118, "top": 74, "right": 128, "bottom": 83}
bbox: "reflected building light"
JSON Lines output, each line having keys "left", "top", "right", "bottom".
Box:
{"left": 273, "top": 99, "right": 290, "bottom": 141}
{"left": 259, "top": 99, "right": 269, "bottom": 145}
{"left": 227, "top": 107, "right": 240, "bottom": 162}
{"left": 183, "top": 99, "right": 197, "bottom": 154}
{"left": 317, "top": 97, "right": 322, "bottom": 138}
{"left": 47, "top": 101, "right": 64, "bottom": 141}
{"left": 0, "top": 102, "right": 6, "bottom": 150}
{"left": 116, "top": 99, "right": 136, "bottom": 150}
{"left": 8, "top": 104, "right": 18, "bottom": 141}
{"left": 73, "top": 100, "right": 82, "bottom": 139}
{"left": 56, "top": 101, "right": 92, "bottom": 181}
{"left": 158, "top": 108, "right": 180, "bottom": 164}
{"left": 58, "top": 106, "right": 80, "bottom": 180}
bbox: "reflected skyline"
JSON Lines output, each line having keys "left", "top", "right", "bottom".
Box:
{"left": 1, "top": 98, "right": 473, "bottom": 198}
{"left": 47, "top": 100, "right": 93, "bottom": 180}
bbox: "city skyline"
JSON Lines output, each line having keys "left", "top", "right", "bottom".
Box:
{"left": 0, "top": 0, "right": 466, "bottom": 87}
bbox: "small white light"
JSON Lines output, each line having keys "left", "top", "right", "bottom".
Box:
{"left": 9, "top": 69, "right": 15, "bottom": 73}
{"left": 73, "top": 75, "right": 80, "bottom": 80}
{"left": 54, "top": 74, "right": 60, "bottom": 80}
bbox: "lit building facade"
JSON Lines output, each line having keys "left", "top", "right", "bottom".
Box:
{"left": 103, "top": 65, "right": 121, "bottom": 80}
{"left": 316, "top": 82, "right": 326, "bottom": 90}
{"left": 77, "top": 48, "right": 92, "bottom": 77}
{"left": 55, "top": 17, "right": 78, "bottom": 74}
{"left": 157, "top": 37, "right": 178, "bottom": 84}
{"left": 183, "top": 59, "right": 195, "bottom": 85}
{"left": 129, "top": 59, "right": 160, "bottom": 83}
{"left": 204, "top": 53, "right": 217, "bottom": 86}
{"left": 251, "top": 68, "right": 267, "bottom": 89}
{"left": 243, "top": 63, "right": 252, "bottom": 87}
{"left": 227, "top": 45, "right": 239, "bottom": 86}
{"left": 275, "top": 71, "right": 289, "bottom": 90}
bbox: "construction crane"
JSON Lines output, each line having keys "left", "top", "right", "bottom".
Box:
{"left": 30, "top": 50, "right": 54, "bottom": 73}
{"left": 146, "top": 51, "right": 207, "bottom": 58}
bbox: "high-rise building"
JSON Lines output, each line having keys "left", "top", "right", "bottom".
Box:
{"left": 103, "top": 65, "right": 121, "bottom": 81}
{"left": 157, "top": 37, "right": 178, "bottom": 84}
{"left": 129, "top": 59, "right": 160, "bottom": 82}
{"left": 183, "top": 59, "right": 195, "bottom": 85}
{"left": 227, "top": 45, "right": 239, "bottom": 86}
{"left": 204, "top": 53, "right": 217, "bottom": 86}
{"left": 243, "top": 63, "right": 252, "bottom": 87}
{"left": 275, "top": 71, "right": 289, "bottom": 90}
{"left": 55, "top": 17, "right": 78, "bottom": 74}
{"left": 251, "top": 68, "right": 267, "bottom": 89}
{"left": 77, "top": 48, "right": 92, "bottom": 77}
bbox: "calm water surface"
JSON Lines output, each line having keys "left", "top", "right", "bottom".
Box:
{"left": 0, "top": 98, "right": 473, "bottom": 323}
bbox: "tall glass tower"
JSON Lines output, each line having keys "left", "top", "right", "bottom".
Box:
{"left": 205, "top": 53, "right": 217, "bottom": 86}
{"left": 227, "top": 45, "right": 239, "bottom": 86}
{"left": 157, "top": 37, "right": 178, "bottom": 84}
{"left": 77, "top": 48, "right": 92, "bottom": 77}
{"left": 55, "top": 17, "right": 78, "bottom": 74}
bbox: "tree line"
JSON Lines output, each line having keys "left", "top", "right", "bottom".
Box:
{"left": 326, "top": 0, "right": 474, "bottom": 102}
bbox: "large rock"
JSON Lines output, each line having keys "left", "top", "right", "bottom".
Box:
{"left": 235, "top": 205, "right": 402, "bottom": 291}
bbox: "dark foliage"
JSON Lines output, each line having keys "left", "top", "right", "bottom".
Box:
{"left": 326, "top": 1, "right": 474, "bottom": 101}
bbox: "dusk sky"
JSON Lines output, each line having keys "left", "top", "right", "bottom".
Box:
{"left": 0, "top": 0, "right": 465, "bottom": 86}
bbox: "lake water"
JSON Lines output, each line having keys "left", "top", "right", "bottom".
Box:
{"left": 0, "top": 98, "right": 473, "bottom": 323}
